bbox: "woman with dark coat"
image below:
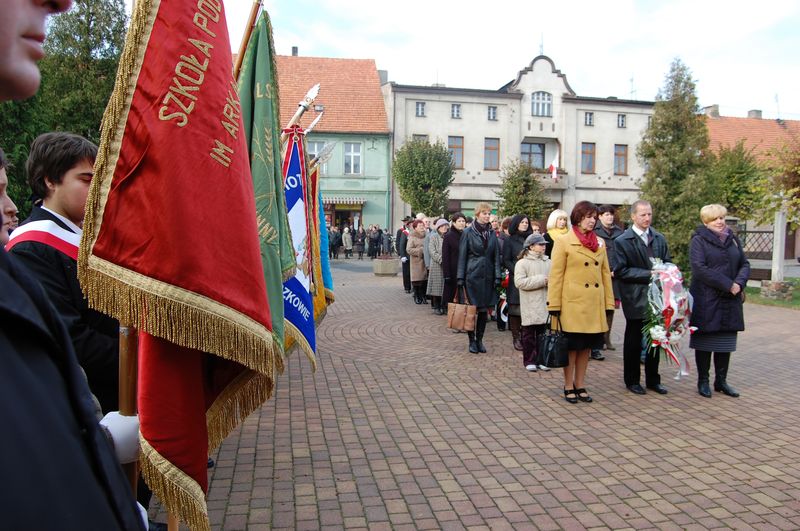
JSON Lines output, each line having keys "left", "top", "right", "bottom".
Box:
{"left": 354, "top": 226, "right": 367, "bottom": 259}
{"left": 689, "top": 204, "right": 750, "bottom": 398}
{"left": 441, "top": 213, "right": 466, "bottom": 313}
{"left": 406, "top": 219, "right": 428, "bottom": 304}
{"left": 458, "top": 203, "right": 502, "bottom": 354}
{"left": 502, "top": 214, "right": 532, "bottom": 351}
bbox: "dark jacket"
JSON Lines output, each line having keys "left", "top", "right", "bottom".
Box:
{"left": 0, "top": 249, "right": 144, "bottom": 530}
{"left": 501, "top": 215, "right": 531, "bottom": 305}
{"left": 330, "top": 229, "right": 342, "bottom": 248}
{"left": 594, "top": 223, "right": 625, "bottom": 299}
{"left": 396, "top": 227, "right": 409, "bottom": 258}
{"left": 457, "top": 223, "right": 502, "bottom": 309}
{"left": 689, "top": 226, "right": 750, "bottom": 333}
{"left": 614, "top": 227, "right": 671, "bottom": 319}
{"left": 10, "top": 206, "right": 119, "bottom": 412}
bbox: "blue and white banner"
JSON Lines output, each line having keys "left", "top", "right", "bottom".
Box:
{"left": 282, "top": 126, "right": 316, "bottom": 354}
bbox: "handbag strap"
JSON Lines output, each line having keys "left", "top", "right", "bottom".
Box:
{"left": 453, "top": 285, "right": 472, "bottom": 305}
{"left": 546, "top": 314, "right": 562, "bottom": 332}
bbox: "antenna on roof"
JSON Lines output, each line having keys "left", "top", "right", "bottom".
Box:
{"left": 775, "top": 93, "right": 781, "bottom": 119}
{"left": 539, "top": 33, "right": 544, "bottom": 56}
{"left": 629, "top": 76, "right": 636, "bottom": 99}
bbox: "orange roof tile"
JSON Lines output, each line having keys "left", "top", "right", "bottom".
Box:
{"left": 706, "top": 115, "right": 800, "bottom": 161}
{"left": 274, "top": 56, "right": 389, "bottom": 135}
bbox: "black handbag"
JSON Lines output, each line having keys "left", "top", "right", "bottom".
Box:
{"left": 538, "top": 316, "right": 569, "bottom": 368}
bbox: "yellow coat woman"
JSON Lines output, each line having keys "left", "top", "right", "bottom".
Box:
{"left": 547, "top": 229, "right": 615, "bottom": 333}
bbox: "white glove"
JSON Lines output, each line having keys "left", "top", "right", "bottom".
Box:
{"left": 401, "top": 256, "right": 408, "bottom": 263}
{"left": 136, "top": 502, "right": 149, "bottom": 530}
{"left": 99, "top": 411, "right": 140, "bottom": 464}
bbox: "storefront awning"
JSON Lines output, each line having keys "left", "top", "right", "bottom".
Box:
{"left": 322, "top": 196, "right": 367, "bottom": 205}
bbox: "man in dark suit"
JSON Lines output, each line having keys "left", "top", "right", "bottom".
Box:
{"left": 614, "top": 200, "right": 672, "bottom": 395}
{"left": 8, "top": 132, "right": 120, "bottom": 413}
{"left": 396, "top": 216, "right": 412, "bottom": 293}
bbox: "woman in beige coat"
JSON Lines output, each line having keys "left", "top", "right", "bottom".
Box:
{"left": 547, "top": 201, "right": 614, "bottom": 403}
{"left": 514, "top": 233, "right": 552, "bottom": 372}
{"left": 406, "top": 219, "right": 428, "bottom": 304}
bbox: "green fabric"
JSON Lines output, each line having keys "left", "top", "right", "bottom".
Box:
{"left": 237, "top": 11, "right": 295, "bottom": 350}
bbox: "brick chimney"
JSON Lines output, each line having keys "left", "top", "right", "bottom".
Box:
{"left": 747, "top": 109, "right": 762, "bottom": 119}
{"left": 703, "top": 104, "right": 720, "bottom": 118}
{"left": 292, "top": 46, "right": 298, "bottom": 56}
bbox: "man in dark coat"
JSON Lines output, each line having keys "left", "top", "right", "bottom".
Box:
{"left": 502, "top": 214, "right": 532, "bottom": 350}
{"left": 396, "top": 216, "right": 412, "bottom": 293}
{"left": 615, "top": 200, "right": 671, "bottom": 395}
{"left": 592, "top": 204, "right": 625, "bottom": 357}
{"left": 8, "top": 132, "right": 120, "bottom": 413}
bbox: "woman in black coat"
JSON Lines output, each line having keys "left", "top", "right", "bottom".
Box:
{"left": 502, "top": 214, "right": 532, "bottom": 351}
{"left": 457, "top": 203, "right": 502, "bottom": 354}
{"left": 441, "top": 212, "right": 466, "bottom": 312}
{"left": 689, "top": 204, "right": 750, "bottom": 399}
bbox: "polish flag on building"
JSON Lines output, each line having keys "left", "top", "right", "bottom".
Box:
{"left": 548, "top": 153, "right": 559, "bottom": 180}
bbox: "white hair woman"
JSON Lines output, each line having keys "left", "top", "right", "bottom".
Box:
{"left": 544, "top": 208, "right": 569, "bottom": 258}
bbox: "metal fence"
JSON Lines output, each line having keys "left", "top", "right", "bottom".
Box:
{"left": 737, "top": 230, "right": 773, "bottom": 260}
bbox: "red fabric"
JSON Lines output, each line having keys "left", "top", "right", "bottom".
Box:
{"left": 90, "top": 2, "right": 271, "bottom": 328}
{"left": 5, "top": 230, "right": 78, "bottom": 260}
{"left": 138, "top": 333, "right": 209, "bottom": 492}
{"left": 573, "top": 226, "right": 599, "bottom": 252}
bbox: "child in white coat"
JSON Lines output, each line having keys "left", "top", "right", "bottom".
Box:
{"left": 514, "top": 233, "right": 552, "bottom": 371}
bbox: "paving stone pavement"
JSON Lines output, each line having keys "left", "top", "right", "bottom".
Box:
{"left": 158, "top": 259, "right": 800, "bottom": 530}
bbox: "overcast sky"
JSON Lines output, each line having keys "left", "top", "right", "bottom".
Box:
{"left": 133, "top": 0, "right": 800, "bottom": 120}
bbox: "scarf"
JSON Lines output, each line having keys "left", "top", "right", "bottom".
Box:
{"left": 573, "top": 226, "right": 599, "bottom": 252}
{"left": 547, "top": 227, "right": 568, "bottom": 240}
{"left": 473, "top": 220, "right": 490, "bottom": 249}
{"left": 708, "top": 225, "right": 730, "bottom": 243}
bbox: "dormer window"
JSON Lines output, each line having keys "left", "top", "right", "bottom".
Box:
{"left": 532, "top": 91, "right": 552, "bottom": 117}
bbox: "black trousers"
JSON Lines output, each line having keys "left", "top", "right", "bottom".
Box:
{"left": 401, "top": 260, "right": 411, "bottom": 291}
{"left": 521, "top": 324, "right": 546, "bottom": 366}
{"left": 623, "top": 318, "right": 660, "bottom": 387}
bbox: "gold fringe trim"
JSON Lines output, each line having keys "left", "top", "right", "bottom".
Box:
{"left": 284, "top": 320, "right": 317, "bottom": 371}
{"left": 324, "top": 288, "right": 336, "bottom": 304}
{"left": 282, "top": 266, "right": 296, "bottom": 283}
{"left": 82, "top": 262, "right": 276, "bottom": 378}
{"left": 206, "top": 370, "right": 274, "bottom": 452}
{"left": 140, "top": 436, "right": 209, "bottom": 531}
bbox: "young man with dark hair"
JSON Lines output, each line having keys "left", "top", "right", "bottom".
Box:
{"left": 8, "top": 132, "right": 121, "bottom": 413}
{"left": 1, "top": 1, "right": 144, "bottom": 528}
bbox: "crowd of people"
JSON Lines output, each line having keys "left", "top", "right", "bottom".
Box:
{"left": 393, "top": 200, "right": 750, "bottom": 404}
{"left": 328, "top": 223, "right": 393, "bottom": 260}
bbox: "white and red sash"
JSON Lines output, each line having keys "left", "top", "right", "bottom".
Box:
{"left": 5, "top": 220, "right": 81, "bottom": 260}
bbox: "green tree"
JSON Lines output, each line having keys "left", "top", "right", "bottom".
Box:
{"left": 495, "top": 159, "right": 549, "bottom": 221}
{"left": 0, "top": 0, "right": 126, "bottom": 216}
{"left": 637, "top": 58, "right": 709, "bottom": 273}
{"left": 757, "top": 134, "right": 800, "bottom": 228}
{"left": 393, "top": 139, "right": 454, "bottom": 217}
{"left": 703, "top": 140, "right": 763, "bottom": 220}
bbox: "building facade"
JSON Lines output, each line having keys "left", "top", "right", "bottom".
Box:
{"left": 276, "top": 54, "right": 392, "bottom": 231}
{"left": 382, "top": 55, "right": 654, "bottom": 226}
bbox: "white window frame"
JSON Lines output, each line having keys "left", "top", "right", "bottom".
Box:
{"left": 487, "top": 106, "right": 498, "bottom": 121}
{"left": 617, "top": 114, "right": 627, "bottom": 128}
{"left": 484, "top": 138, "right": 500, "bottom": 170}
{"left": 451, "top": 103, "right": 462, "bottom": 119}
{"left": 306, "top": 140, "right": 327, "bottom": 175}
{"left": 584, "top": 112, "right": 594, "bottom": 126}
{"left": 532, "top": 91, "right": 552, "bottom": 117}
{"left": 344, "top": 142, "right": 361, "bottom": 175}
{"left": 415, "top": 101, "right": 426, "bottom": 117}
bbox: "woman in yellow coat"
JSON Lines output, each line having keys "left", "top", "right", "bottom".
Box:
{"left": 547, "top": 201, "right": 615, "bottom": 403}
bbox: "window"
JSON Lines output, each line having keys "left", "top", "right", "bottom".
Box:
{"left": 484, "top": 138, "right": 500, "bottom": 170}
{"left": 614, "top": 144, "right": 628, "bottom": 175}
{"left": 344, "top": 142, "right": 361, "bottom": 174}
{"left": 448, "top": 136, "right": 464, "bottom": 169}
{"left": 451, "top": 104, "right": 461, "bottom": 119}
{"left": 531, "top": 91, "right": 552, "bottom": 117}
{"left": 520, "top": 142, "right": 545, "bottom": 168}
{"left": 617, "top": 114, "right": 627, "bottom": 128}
{"left": 581, "top": 142, "right": 596, "bottom": 174}
{"left": 487, "top": 106, "right": 498, "bottom": 121}
{"left": 306, "top": 141, "right": 327, "bottom": 174}
{"left": 415, "top": 102, "right": 426, "bottom": 117}
{"left": 584, "top": 112, "right": 594, "bottom": 126}
{"left": 412, "top": 134, "right": 429, "bottom": 143}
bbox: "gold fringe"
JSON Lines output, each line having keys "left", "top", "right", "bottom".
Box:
{"left": 140, "top": 436, "right": 209, "bottom": 531}
{"left": 284, "top": 320, "right": 317, "bottom": 371}
{"left": 324, "top": 288, "right": 336, "bottom": 304}
{"left": 282, "top": 266, "right": 296, "bottom": 283}
{"left": 82, "top": 264, "right": 276, "bottom": 377}
{"left": 206, "top": 370, "right": 274, "bottom": 452}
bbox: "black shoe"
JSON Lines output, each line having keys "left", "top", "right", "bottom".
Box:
{"left": 575, "top": 388, "right": 593, "bottom": 403}
{"left": 207, "top": 457, "right": 215, "bottom": 468}
{"left": 564, "top": 388, "right": 578, "bottom": 404}
{"left": 434, "top": 308, "right": 445, "bottom": 315}
{"left": 647, "top": 384, "right": 668, "bottom": 394}
{"left": 714, "top": 381, "right": 739, "bottom": 397}
{"left": 405, "top": 289, "right": 411, "bottom": 294}
{"left": 627, "top": 384, "right": 646, "bottom": 395}
{"left": 149, "top": 520, "right": 169, "bottom": 531}
{"left": 469, "top": 341, "right": 479, "bottom": 353}
{"left": 513, "top": 338, "right": 523, "bottom": 351}
{"left": 698, "top": 381, "right": 712, "bottom": 398}
{"left": 476, "top": 341, "right": 487, "bottom": 353}
{"left": 590, "top": 350, "right": 605, "bottom": 361}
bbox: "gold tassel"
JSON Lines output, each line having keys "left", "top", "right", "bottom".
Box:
{"left": 140, "top": 436, "right": 209, "bottom": 531}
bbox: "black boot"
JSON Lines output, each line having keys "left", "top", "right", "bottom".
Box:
{"left": 509, "top": 315, "right": 523, "bottom": 351}
{"left": 476, "top": 312, "right": 488, "bottom": 353}
{"left": 695, "top": 350, "right": 712, "bottom": 398}
{"left": 433, "top": 297, "right": 444, "bottom": 315}
{"left": 714, "top": 352, "right": 739, "bottom": 397}
{"left": 468, "top": 331, "right": 478, "bottom": 353}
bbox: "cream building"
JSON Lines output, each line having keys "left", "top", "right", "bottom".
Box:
{"left": 382, "top": 55, "right": 654, "bottom": 225}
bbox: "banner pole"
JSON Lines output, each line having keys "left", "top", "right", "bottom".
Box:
{"left": 118, "top": 326, "right": 139, "bottom": 493}
{"left": 233, "top": 0, "right": 263, "bottom": 81}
